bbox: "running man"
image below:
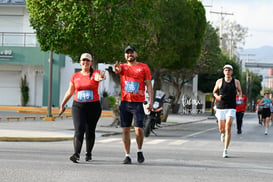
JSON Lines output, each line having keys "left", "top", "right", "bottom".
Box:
{"left": 213, "top": 64, "right": 242, "bottom": 158}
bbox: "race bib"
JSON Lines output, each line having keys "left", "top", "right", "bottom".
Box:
{"left": 124, "top": 81, "right": 139, "bottom": 93}
{"left": 236, "top": 100, "right": 243, "bottom": 105}
{"left": 264, "top": 103, "right": 270, "bottom": 108}
{"left": 77, "top": 90, "right": 93, "bottom": 102}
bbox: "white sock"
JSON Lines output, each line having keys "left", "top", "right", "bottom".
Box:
{"left": 125, "top": 154, "right": 131, "bottom": 157}
{"left": 137, "top": 149, "right": 143, "bottom": 153}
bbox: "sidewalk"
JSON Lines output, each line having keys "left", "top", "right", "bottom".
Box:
{"left": 0, "top": 110, "right": 210, "bottom": 141}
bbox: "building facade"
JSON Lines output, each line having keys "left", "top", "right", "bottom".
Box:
{"left": 0, "top": 1, "right": 65, "bottom": 107}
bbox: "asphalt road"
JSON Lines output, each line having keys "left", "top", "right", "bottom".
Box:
{"left": 0, "top": 112, "right": 273, "bottom": 182}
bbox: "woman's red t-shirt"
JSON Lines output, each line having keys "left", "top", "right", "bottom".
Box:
{"left": 70, "top": 71, "right": 100, "bottom": 102}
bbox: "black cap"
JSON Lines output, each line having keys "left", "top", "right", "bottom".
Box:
{"left": 125, "top": 45, "right": 136, "bottom": 53}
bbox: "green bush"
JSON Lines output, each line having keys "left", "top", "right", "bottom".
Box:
{"left": 21, "top": 75, "right": 29, "bottom": 106}
{"left": 107, "top": 96, "right": 116, "bottom": 109}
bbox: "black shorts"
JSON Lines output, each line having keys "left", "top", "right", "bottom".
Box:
{"left": 262, "top": 108, "right": 271, "bottom": 119}
{"left": 119, "top": 101, "right": 145, "bottom": 128}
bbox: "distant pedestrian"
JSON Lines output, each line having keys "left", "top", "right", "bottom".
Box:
{"left": 113, "top": 45, "right": 153, "bottom": 164}
{"left": 236, "top": 93, "right": 247, "bottom": 134}
{"left": 59, "top": 53, "right": 105, "bottom": 163}
{"left": 256, "top": 96, "right": 264, "bottom": 125}
{"left": 213, "top": 64, "right": 242, "bottom": 158}
{"left": 258, "top": 91, "right": 272, "bottom": 135}
{"left": 270, "top": 99, "right": 273, "bottom": 126}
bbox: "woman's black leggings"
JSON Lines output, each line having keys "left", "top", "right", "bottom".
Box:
{"left": 72, "top": 101, "right": 101, "bottom": 156}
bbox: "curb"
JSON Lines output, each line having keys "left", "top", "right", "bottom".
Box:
{"left": 0, "top": 137, "right": 73, "bottom": 142}
{"left": 0, "top": 132, "right": 123, "bottom": 142}
{"left": 100, "top": 132, "right": 122, "bottom": 137}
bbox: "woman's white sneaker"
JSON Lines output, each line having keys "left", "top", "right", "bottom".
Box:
{"left": 223, "top": 149, "right": 228, "bottom": 158}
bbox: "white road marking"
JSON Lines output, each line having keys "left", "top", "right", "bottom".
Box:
{"left": 145, "top": 139, "right": 167, "bottom": 144}
{"left": 169, "top": 140, "right": 188, "bottom": 145}
{"left": 180, "top": 127, "right": 217, "bottom": 139}
{"left": 97, "top": 138, "right": 120, "bottom": 143}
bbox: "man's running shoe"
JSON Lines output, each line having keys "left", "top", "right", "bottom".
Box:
{"left": 85, "top": 153, "right": 92, "bottom": 162}
{"left": 220, "top": 133, "right": 225, "bottom": 143}
{"left": 123, "top": 156, "right": 132, "bottom": 164}
{"left": 70, "top": 153, "right": 80, "bottom": 163}
{"left": 137, "top": 152, "right": 145, "bottom": 163}
{"left": 222, "top": 149, "right": 228, "bottom": 158}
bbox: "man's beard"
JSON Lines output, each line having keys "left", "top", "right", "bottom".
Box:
{"left": 127, "top": 57, "right": 136, "bottom": 62}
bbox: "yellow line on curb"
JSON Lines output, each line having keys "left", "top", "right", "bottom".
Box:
{"left": 0, "top": 137, "right": 73, "bottom": 142}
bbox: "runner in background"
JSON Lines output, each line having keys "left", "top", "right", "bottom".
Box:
{"left": 236, "top": 93, "right": 247, "bottom": 134}
{"left": 256, "top": 96, "right": 263, "bottom": 125}
{"left": 258, "top": 91, "right": 272, "bottom": 135}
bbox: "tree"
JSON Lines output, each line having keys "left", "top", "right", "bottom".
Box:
{"left": 221, "top": 20, "right": 248, "bottom": 56}
{"left": 198, "top": 20, "right": 246, "bottom": 93}
{"left": 151, "top": 0, "right": 206, "bottom": 119}
{"left": 195, "top": 23, "right": 222, "bottom": 74}
{"left": 26, "top": 0, "right": 155, "bottom": 64}
{"left": 144, "top": 0, "right": 206, "bottom": 101}
{"left": 241, "top": 70, "right": 262, "bottom": 111}
{"left": 197, "top": 22, "right": 223, "bottom": 93}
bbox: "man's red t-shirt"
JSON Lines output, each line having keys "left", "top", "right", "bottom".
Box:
{"left": 236, "top": 94, "right": 247, "bottom": 112}
{"left": 119, "top": 62, "right": 151, "bottom": 102}
{"left": 70, "top": 71, "right": 100, "bottom": 102}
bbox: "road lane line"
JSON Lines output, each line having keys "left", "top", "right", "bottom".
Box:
{"left": 97, "top": 138, "right": 120, "bottom": 143}
{"left": 181, "top": 127, "right": 217, "bottom": 139}
{"left": 145, "top": 139, "right": 167, "bottom": 144}
{"left": 169, "top": 139, "right": 188, "bottom": 145}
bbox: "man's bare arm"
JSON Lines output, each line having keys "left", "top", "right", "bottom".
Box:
{"left": 236, "top": 79, "right": 242, "bottom": 99}
{"left": 145, "top": 79, "right": 153, "bottom": 110}
{"left": 212, "top": 79, "right": 222, "bottom": 100}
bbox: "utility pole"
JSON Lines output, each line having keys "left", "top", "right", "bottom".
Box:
{"left": 240, "top": 53, "right": 256, "bottom": 110}
{"left": 44, "top": 51, "right": 54, "bottom": 121}
{"left": 210, "top": 9, "right": 233, "bottom": 49}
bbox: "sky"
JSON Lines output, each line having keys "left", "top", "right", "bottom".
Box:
{"left": 202, "top": 0, "right": 273, "bottom": 50}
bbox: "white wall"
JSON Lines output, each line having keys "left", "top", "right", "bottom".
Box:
{"left": 98, "top": 63, "right": 120, "bottom": 97}
{"left": 59, "top": 57, "right": 81, "bottom": 107}
{"left": 0, "top": 64, "right": 43, "bottom": 106}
